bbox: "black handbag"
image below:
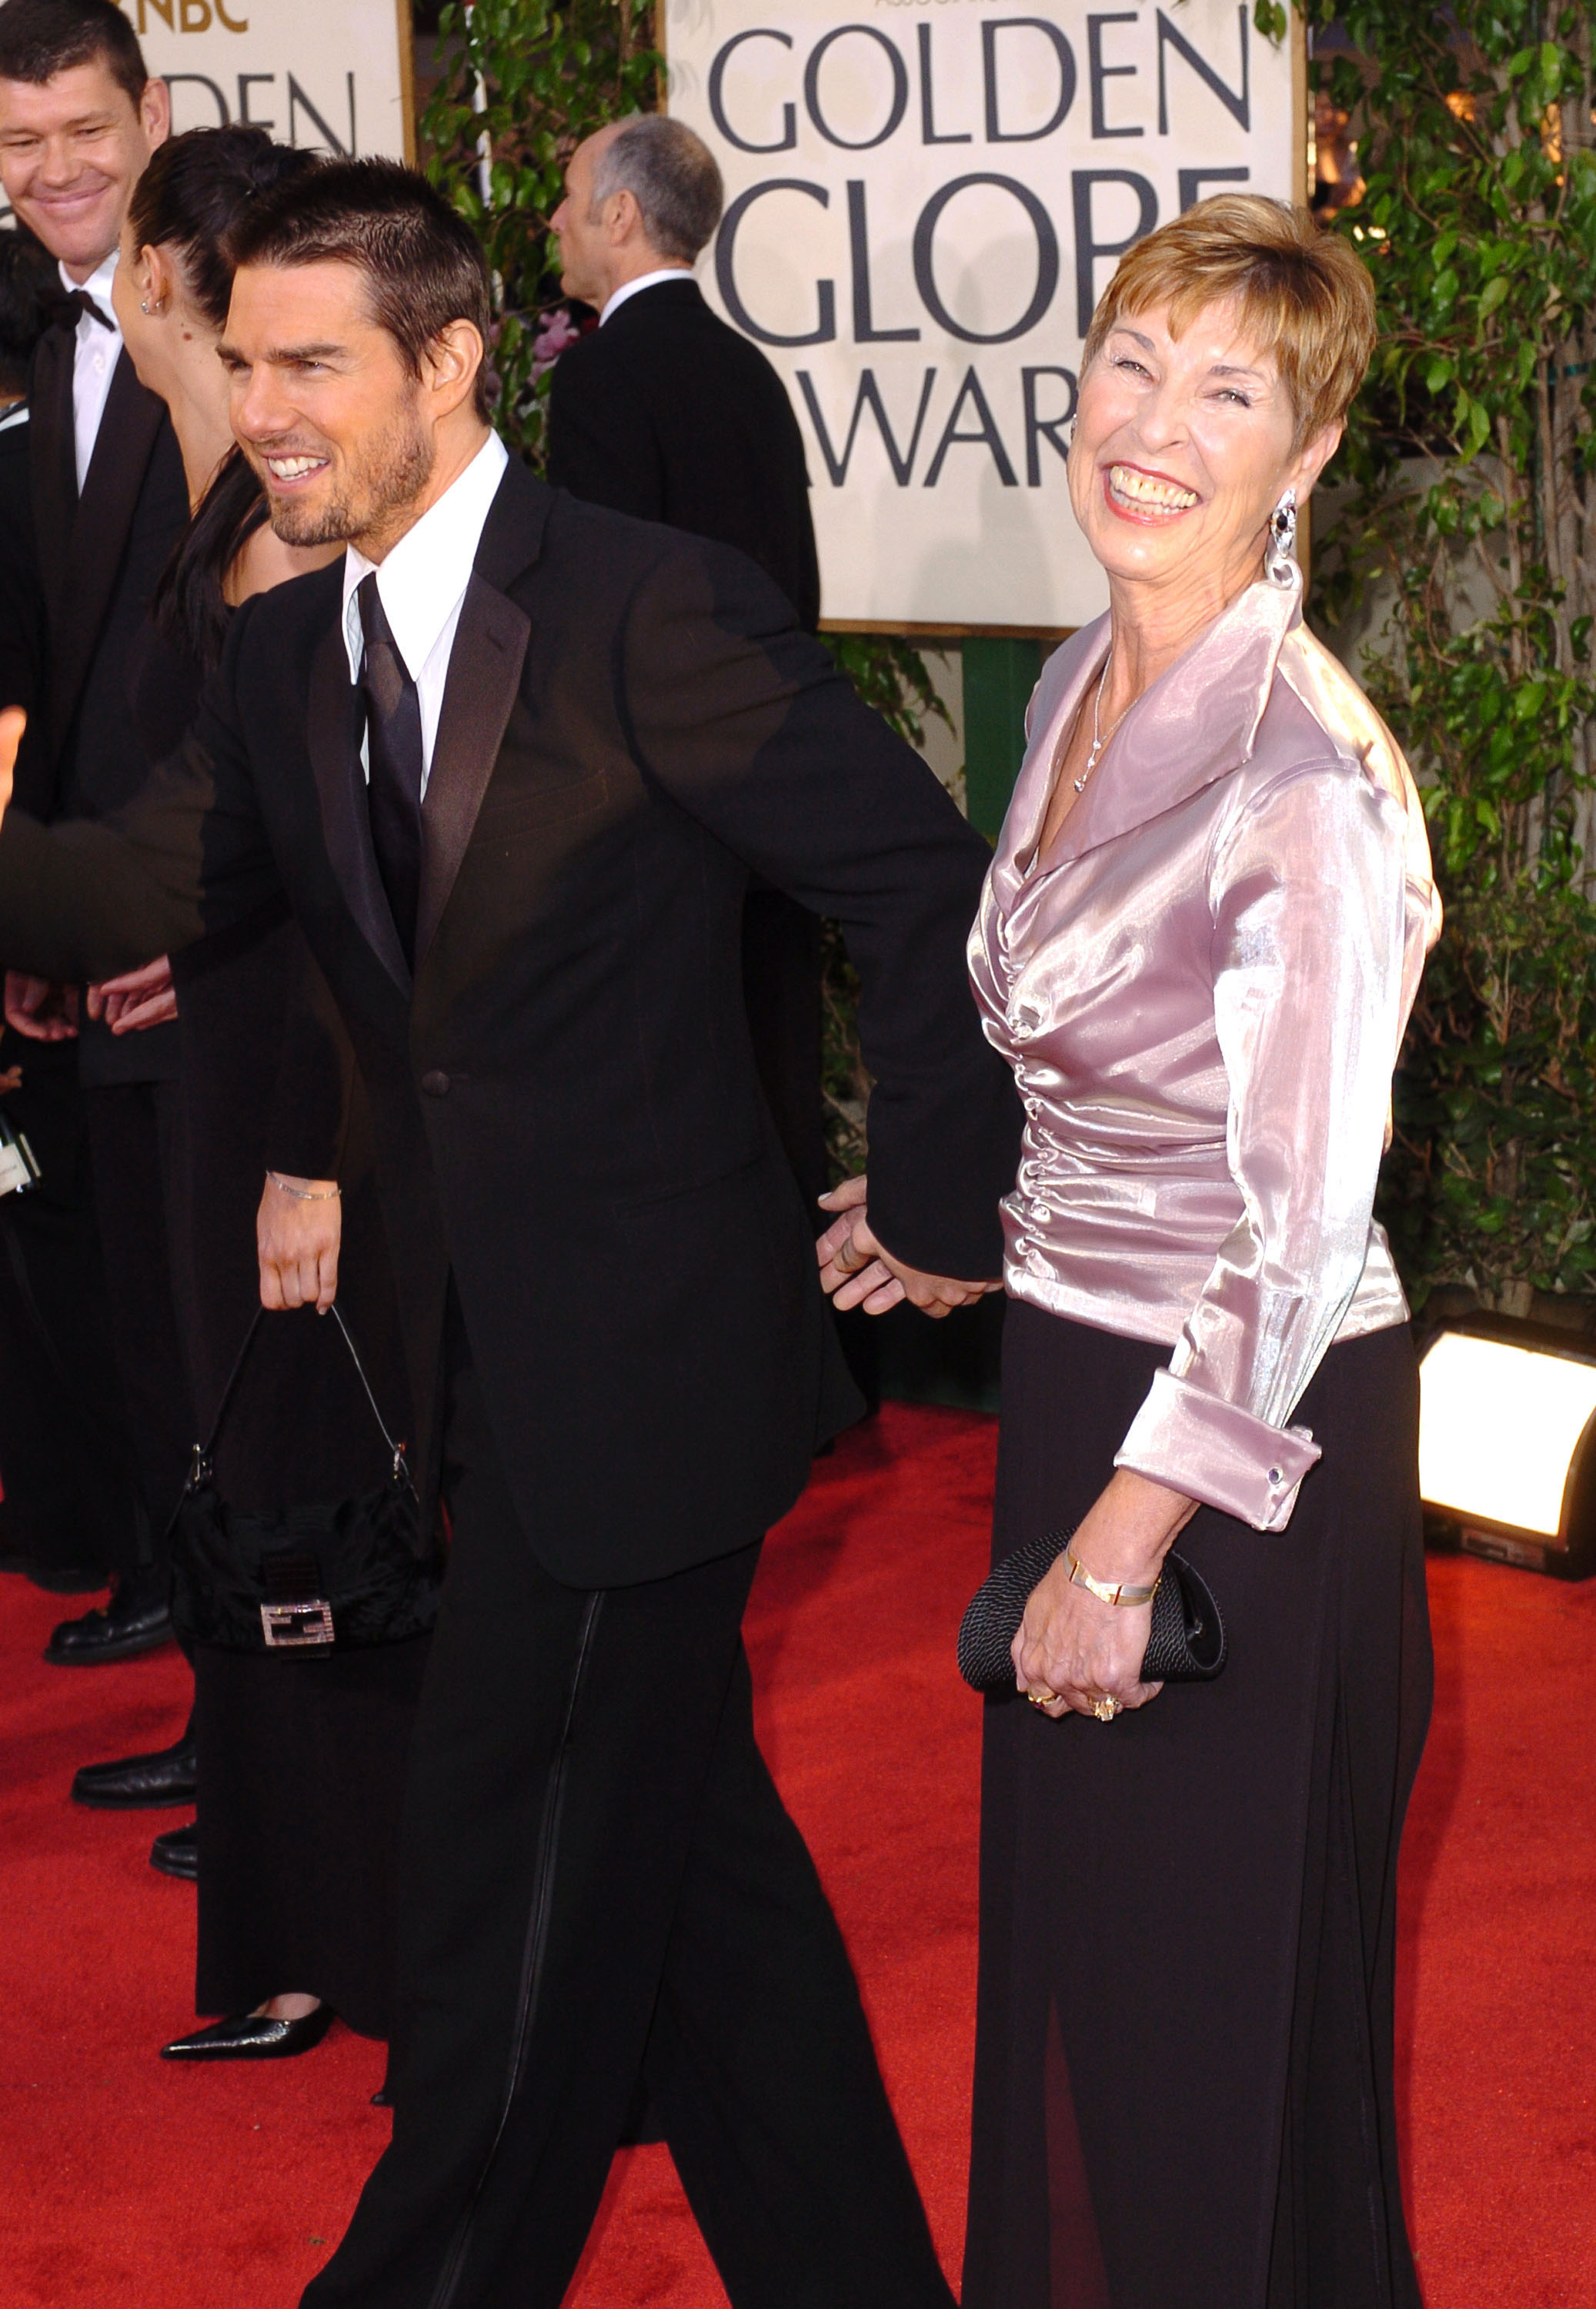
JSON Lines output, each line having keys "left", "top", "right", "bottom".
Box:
{"left": 957, "top": 1529, "right": 1227, "bottom": 1693}
{"left": 170, "top": 1305, "right": 444, "bottom": 1654}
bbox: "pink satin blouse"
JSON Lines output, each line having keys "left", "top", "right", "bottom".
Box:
{"left": 969, "top": 560, "right": 1441, "bottom": 1532}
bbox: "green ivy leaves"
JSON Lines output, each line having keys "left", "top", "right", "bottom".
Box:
{"left": 1304, "top": 0, "right": 1596, "bottom": 1308}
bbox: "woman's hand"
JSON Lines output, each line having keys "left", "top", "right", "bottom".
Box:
{"left": 257, "top": 1173, "right": 341, "bottom": 1314}
{"left": 1013, "top": 1468, "right": 1197, "bottom": 1719}
{"left": 86, "top": 956, "right": 178, "bottom": 1033}
{"left": 816, "top": 1175, "right": 1000, "bottom": 1318}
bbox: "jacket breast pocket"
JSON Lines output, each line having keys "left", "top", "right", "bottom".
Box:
{"left": 479, "top": 771, "right": 610, "bottom": 846}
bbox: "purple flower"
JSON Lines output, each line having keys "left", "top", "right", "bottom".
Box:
{"left": 530, "top": 306, "right": 583, "bottom": 379}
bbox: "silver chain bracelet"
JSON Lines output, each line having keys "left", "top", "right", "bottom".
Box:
{"left": 265, "top": 1171, "right": 342, "bottom": 1202}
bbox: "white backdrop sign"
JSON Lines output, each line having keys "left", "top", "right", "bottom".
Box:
{"left": 109, "top": 0, "right": 411, "bottom": 162}
{"left": 664, "top": 1, "right": 1301, "bottom": 630}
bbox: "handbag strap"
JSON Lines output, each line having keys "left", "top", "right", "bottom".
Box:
{"left": 191, "top": 1302, "right": 415, "bottom": 1497}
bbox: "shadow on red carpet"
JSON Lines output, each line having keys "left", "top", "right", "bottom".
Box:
{"left": 1, "top": 1404, "right": 1591, "bottom": 2305}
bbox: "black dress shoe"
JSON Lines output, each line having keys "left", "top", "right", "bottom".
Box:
{"left": 73, "top": 1733, "right": 197, "bottom": 1809}
{"left": 46, "top": 1569, "right": 173, "bottom": 1665}
{"left": 150, "top": 1821, "right": 197, "bottom": 1880}
{"left": 162, "top": 2004, "right": 335, "bottom": 2061}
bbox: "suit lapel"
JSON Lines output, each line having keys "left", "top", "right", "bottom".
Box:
{"left": 47, "top": 352, "right": 167, "bottom": 755}
{"left": 416, "top": 573, "right": 531, "bottom": 965}
{"left": 306, "top": 620, "right": 413, "bottom": 995}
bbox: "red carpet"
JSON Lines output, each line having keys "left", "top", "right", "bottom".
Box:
{"left": 1, "top": 1403, "right": 1592, "bottom": 2306}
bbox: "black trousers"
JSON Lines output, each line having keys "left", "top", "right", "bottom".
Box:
{"left": 0, "top": 1032, "right": 141, "bottom": 1579}
{"left": 81, "top": 1078, "right": 193, "bottom": 1572}
{"left": 304, "top": 1332, "right": 952, "bottom": 2309}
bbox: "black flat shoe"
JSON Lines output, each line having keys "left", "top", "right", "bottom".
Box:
{"left": 73, "top": 1733, "right": 197, "bottom": 1809}
{"left": 46, "top": 1570, "right": 173, "bottom": 1665}
{"left": 162, "top": 2004, "right": 334, "bottom": 2061}
{"left": 149, "top": 1821, "right": 197, "bottom": 1880}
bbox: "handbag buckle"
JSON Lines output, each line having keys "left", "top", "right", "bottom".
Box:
{"left": 260, "top": 1599, "right": 335, "bottom": 1649}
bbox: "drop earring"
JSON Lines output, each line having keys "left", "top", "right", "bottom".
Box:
{"left": 1265, "top": 486, "right": 1297, "bottom": 584}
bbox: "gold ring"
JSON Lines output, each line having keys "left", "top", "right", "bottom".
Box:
{"left": 1091, "top": 1696, "right": 1122, "bottom": 1723}
{"left": 1027, "top": 1689, "right": 1058, "bottom": 1709}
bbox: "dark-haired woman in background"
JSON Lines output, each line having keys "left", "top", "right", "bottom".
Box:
{"left": 96, "top": 124, "right": 422, "bottom": 2066}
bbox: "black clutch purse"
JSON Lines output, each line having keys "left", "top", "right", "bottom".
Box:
{"left": 170, "top": 1305, "right": 444, "bottom": 1655}
{"left": 957, "top": 1529, "right": 1227, "bottom": 1693}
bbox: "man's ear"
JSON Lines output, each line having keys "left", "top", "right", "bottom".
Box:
{"left": 142, "top": 77, "right": 172, "bottom": 152}
{"left": 606, "top": 187, "right": 643, "bottom": 247}
{"left": 423, "top": 319, "right": 487, "bottom": 418}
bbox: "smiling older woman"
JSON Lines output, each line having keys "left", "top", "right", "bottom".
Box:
{"left": 820, "top": 196, "right": 1442, "bottom": 2307}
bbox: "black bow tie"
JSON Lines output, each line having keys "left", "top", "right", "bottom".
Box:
{"left": 69, "top": 289, "right": 115, "bottom": 330}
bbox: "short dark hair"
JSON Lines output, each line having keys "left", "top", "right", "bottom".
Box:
{"left": 591, "top": 115, "right": 722, "bottom": 265}
{"left": 0, "top": 0, "right": 149, "bottom": 110}
{"left": 0, "top": 226, "right": 66, "bottom": 396}
{"left": 229, "top": 158, "right": 494, "bottom": 421}
{"left": 129, "top": 125, "right": 322, "bottom": 332}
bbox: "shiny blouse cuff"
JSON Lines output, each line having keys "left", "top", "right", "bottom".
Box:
{"left": 1112, "top": 1368, "right": 1321, "bottom": 1533}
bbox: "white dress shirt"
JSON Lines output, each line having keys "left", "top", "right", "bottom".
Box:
{"left": 340, "top": 429, "right": 509, "bottom": 796}
{"left": 599, "top": 266, "right": 692, "bottom": 324}
{"left": 61, "top": 249, "right": 123, "bottom": 491}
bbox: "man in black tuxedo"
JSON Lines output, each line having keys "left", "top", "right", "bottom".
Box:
{"left": 0, "top": 159, "right": 1017, "bottom": 2307}
{"left": 0, "top": 0, "right": 193, "bottom": 1680}
{"left": 546, "top": 115, "right": 818, "bottom": 628}
{"left": 547, "top": 114, "right": 833, "bottom": 1230}
{"left": 0, "top": 220, "right": 145, "bottom": 1596}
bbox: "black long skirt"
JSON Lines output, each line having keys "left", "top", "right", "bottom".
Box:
{"left": 962, "top": 1305, "right": 1432, "bottom": 2309}
{"left": 193, "top": 1633, "right": 429, "bottom": 2036}
{"left": 168, "top": 914, "right": 422, "bottom": 2038}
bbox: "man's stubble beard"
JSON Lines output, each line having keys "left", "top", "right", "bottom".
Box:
{"left": 260, "top": 402, "right": 436, "bottom": 551}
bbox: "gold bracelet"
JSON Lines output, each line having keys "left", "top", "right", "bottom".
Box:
{"left": 1064, "top": 1546, "right": 1161, "bottom": 1609}
{"left": 266, "top": 1172, "right": 341, "bottom": 1202}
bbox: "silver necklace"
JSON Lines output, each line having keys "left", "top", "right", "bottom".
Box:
{"left": 1074, "top": 651, "right": 1130, "bottom": 793}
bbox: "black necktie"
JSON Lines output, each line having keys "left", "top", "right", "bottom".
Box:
{"left": 356, "top": 573, "right": 424, "bottom": 967}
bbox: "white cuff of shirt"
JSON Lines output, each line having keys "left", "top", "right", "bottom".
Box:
{"left": 1113, "top": 1367, "right": 1321, "bottom": 1532}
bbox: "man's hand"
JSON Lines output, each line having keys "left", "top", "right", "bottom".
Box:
{"left": 0, "top": 704, "right": 21, "bottom": 826}
{"left": 0, "top": 713, "right": 87, "bottom": 1047}
{"left": 4, "top": 971, "right": 78, "bottom": 1041}
{"left": 816, "top": 1174, "right": 1000, "bottom": 1320}
{"left": 257, "top": 1173, "right": 341, "bottom": 1314}
{"left": 87, "top": 956, "right": 178, "bottom": 1034}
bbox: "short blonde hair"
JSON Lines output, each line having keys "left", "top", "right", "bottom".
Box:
{"left": 1082, "top": 195, "right": 1377, "bottom": 447}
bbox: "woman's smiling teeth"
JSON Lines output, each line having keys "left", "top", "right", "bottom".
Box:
{"left": 1107, "top": 463, "right": 1199, "bottom": 515}
{"left": 266, "top": 455, "right": 327, "bottom": 481}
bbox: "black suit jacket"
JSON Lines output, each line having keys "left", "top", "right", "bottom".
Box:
{"left": 0, "top": 457, "right": 1020, "bottom": 1586}
{"left": 548, "top": 279, "right": 820, "bottom": 632}
{"left": 28, "top": 321, "right": 189, "bottom": 1084}
{"left": 0, "top": 410, "right": 50, "bottom": 811}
